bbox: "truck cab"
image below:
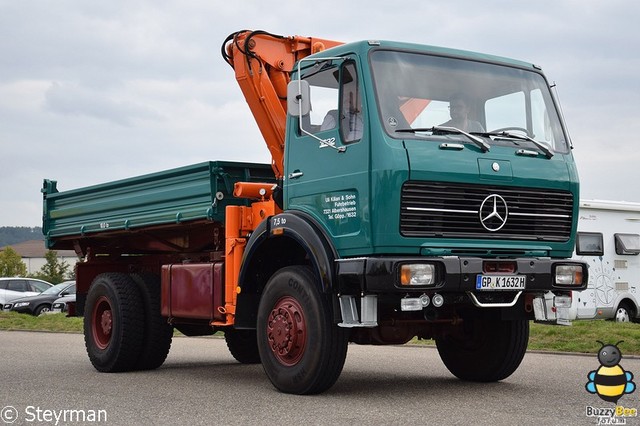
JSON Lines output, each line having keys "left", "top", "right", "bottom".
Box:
{"left": 273, "top": 40, "right": 583, "bottom": 324}
{"left": 285, "top": 40, "right": 578, "bottom": 258}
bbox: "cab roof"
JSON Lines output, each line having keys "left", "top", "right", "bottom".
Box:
{"left": 309, "top": 39, "right": 538, "bottom": 71}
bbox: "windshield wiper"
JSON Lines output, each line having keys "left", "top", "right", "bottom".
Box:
{"left": 396, "top": 126, "right": 490, "bottom": 152}
{"left": 476, "top": 131, "right": 554, "bottom": 158}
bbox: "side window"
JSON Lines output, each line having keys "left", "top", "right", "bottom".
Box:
{"left": 576, "top": 232, "right": 604, "bottom": 256}
{"left": 340, "top": 62, "right": 363, "bottom": 144}
{"left": 30, "top": 281, "right": 51, "bottom": 292}
{"left": 7, "top": 280, "right": 27, "bottom": 292}
{"left": 309, "top": 85, "right": 339, "bottom": 132}
{"left": 0, "top": 281, "right": 7, "bottom": 290}
{"left": 614, "top": 233, "right": 640, "bottom": 255}
{"left": 485, "top": 92, "right": 525, "bottom": 132}
{"left": 300, "top": 65, "right": 339, "bottom": 134}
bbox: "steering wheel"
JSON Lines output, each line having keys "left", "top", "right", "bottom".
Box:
{"left": 490, "top": 127, "right": 531, "bottom": 137}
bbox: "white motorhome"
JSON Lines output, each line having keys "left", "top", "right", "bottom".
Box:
{"left": 570, "top": 200, "right": 640, "bottom": 322}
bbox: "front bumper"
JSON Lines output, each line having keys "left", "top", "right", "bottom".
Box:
{"left": 336, "top": 256, "right": 588, "bottom": 294}
{"left": 334, "top": 256, "right": 587, "bottom": 328}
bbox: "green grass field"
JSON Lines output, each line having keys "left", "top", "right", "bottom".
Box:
{"left": 528, "top": 320, "right": 640, "bottom": 355}
{"left": 0, "top": 311, "right": 83, "bottom": 333}
{"left": 1, "top": 311, "right": 638, "bottom": 355}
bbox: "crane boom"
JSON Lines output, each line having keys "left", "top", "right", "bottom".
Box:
{"left": 222, "top": 30, "right": 343, "bottom": 179}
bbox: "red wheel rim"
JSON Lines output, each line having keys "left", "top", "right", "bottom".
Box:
{"left": 266, "top": 296, "right": 307, "bottom": 366}
{"left": 92, "top": 296, "right": 113, "bottom": 350}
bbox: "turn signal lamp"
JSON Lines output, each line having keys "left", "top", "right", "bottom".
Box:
{"left": 400, "top": 264, "right": 436, "bottom": 286}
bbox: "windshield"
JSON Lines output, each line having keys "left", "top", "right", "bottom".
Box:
{"left": 370, "top": 50, "right": 569, "bottom": 153}
{"left": 42, "top": 282, "right": 73, "bottom": 295}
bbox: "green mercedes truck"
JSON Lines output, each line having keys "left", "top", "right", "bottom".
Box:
{"left": 42, "top": 30, "right": 588, "bottom": 394}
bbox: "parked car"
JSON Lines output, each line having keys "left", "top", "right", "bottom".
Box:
{"left": 0, "top": 278, "right": 52, "bottom": 309}
{"left": 50, "top": 293, "right": 76, "bottom": 314}
{"left": 4, "top": 281, "right": 75, "bottom": 315}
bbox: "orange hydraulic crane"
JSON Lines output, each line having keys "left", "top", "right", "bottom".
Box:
{"left": 222, "top": 30, "right": 343, "bottom": 180}
{"left": 218, "top": 31, "right": 342, "bottom": 326}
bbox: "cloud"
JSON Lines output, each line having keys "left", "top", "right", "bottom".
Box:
{"left": 44, "top": 82, "right": 163, "bottom": 126}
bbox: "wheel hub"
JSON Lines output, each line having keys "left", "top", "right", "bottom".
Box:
{"left": 92, "top": 296, "right": 113, "bottom": 350}
{"left": 267, "top": 297, "right": 306, "bottom": 366}
{"left": 100, "top": 310, "right": 113, "bottom": 335}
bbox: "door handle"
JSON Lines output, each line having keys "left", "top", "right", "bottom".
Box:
{"left": 288, "top": 171, "right": 304, "bottom": 180}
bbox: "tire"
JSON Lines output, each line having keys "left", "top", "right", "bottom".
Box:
{"left": 225, "top": 329, "right": 261, "bottom": 364}
{"left": 436, "top": 318, "right": 529, "bottom": 382}
{"left": 614, "top": 304, "right": 632, "bottom": 323}
{"left": 84, "top": 273, "right": 145, "bottom": 372}
{"left": 130, "top": 274, "right": 173, "bottom": 370}
{"left": 257, "top": 266, "right": 349, "bottom": 395}
{"left": 35, "top": 305, "right": 51, "bottom": 316}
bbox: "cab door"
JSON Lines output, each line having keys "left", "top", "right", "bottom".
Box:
{"left": 284, "top": 60, "right": 371, "bottom": 255}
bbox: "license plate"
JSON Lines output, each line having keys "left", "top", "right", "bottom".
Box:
{"left": 476, "top": 275, "right": 526, "bottom": 290}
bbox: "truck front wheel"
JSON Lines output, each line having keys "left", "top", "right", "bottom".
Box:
{"left": 257, "top": 266, "right": 349, "bottom": 394}
{"left": 435, "top": 318, "right": 529, "bottom": 382}
{"left": 84, "top": 273, "right": 144, "bottom": 372}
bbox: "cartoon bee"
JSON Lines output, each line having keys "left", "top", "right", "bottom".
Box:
{"left": 586, "top": 340, "right": 636, "bottom": 403}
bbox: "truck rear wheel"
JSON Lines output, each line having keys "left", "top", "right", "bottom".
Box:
{"left": 84, "top": 273, "right": 144, "bottom": 372}
{"left": 225, "top": 329, "right": 261, "bottom": 364}
{"left": 131, "top": 273, "right": 173, "bottom": 370}
{"left": 435, "top": 318, "right": 529, "bottom": 382}
{"left": 257, "top": 266, "right": 348, "bottom": 394}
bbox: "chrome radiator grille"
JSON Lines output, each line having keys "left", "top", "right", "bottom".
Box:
{"left": 400, "top": 181, "right": 574, "bottom": 241}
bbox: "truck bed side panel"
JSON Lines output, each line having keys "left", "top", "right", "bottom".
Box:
{"left": 43, "top": 161, "right": 274, "bottom": 248}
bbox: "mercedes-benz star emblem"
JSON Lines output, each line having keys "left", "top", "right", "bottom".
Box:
{"left": 479, "top": 194, "right": 508, "bottom": 231}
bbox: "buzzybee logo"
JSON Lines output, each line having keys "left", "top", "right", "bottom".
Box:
{"left": 585, "top": 341, "right": 635, "bottom": 403}
{"left": 584, "top": 341, "right": 637, "bottom": 424}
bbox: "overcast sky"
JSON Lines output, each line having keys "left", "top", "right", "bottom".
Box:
{"left": 1, "top": 1, "right": 639, "bottom": 227}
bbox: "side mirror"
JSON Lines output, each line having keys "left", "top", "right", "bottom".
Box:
{"left": 287, "top": 80, "right": 311, "bottom": 117}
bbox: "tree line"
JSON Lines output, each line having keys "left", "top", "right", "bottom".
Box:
{"left": 0, "top": 226, "right": 43, "bottom": 247}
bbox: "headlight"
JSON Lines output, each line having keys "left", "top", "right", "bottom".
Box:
{"left": 554, "top": 264, "right": 585, "bottom": 286}
{"left": 13, "top": 302, "right": 30, "bottom": 308}
{"left": 400, "top": 264, "right": 436, "bottom": 286}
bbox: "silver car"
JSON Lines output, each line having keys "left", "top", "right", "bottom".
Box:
{"left": 0, "top": 278, "right": 52, "bottom": 309}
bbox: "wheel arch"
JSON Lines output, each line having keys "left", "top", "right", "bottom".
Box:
{"left": 617, "top": 297, "right": 638, "bottom": 318}
{"left": 234, "top": 211, "right": 338, "bottom": 329}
